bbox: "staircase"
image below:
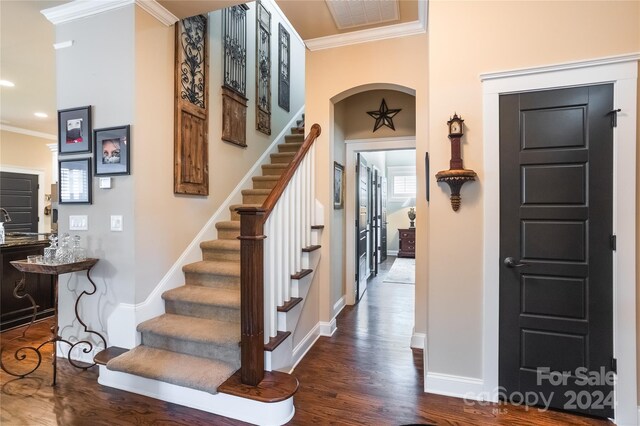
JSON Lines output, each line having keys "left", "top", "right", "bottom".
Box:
{"left": 103, "top": 117, "right": 307, "bottom": 396}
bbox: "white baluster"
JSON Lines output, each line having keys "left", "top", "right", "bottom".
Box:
{"left": 265, "top": 214, "right": 275, "bottom": 341}
{"left": 283, "top": 188, "right": 290, "bottom": 305}
{"left": 310, "top": 144, "right": 316, "bottom": 228}
{"left": 295, "top": 169, "right": 302, "bottom": 273}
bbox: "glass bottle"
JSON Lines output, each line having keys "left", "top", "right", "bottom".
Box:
{"left": 44, "top": 235, "right": 58, "bottom": 264}
{"left": 56, "top": 233, "right": 72, "bottom": 264}
{"left": 72, "top": 235, "right": 86, "bottom": 262}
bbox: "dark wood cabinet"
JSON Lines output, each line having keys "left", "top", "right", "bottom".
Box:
{"left": 398, "top": 228, "right": 415, "bottom": 259}
{"left": 1, "top": 241, "right": 55, "bottom": 331}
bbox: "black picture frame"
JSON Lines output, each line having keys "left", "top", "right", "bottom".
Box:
{"left": 59, "top": 158, "right": 92, "bottom": 204}
{"left": 333, "top": 161, "right": 344, "bottom": 209}
{"left": 94, "top": 125, "right": 131, "bottom": 176}
{"left": 58, "top": 106, "right": 92, "bottom": 154}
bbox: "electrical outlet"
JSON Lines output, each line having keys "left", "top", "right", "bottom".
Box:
{"left": 69, "top": 215, "right": 88, "bottom": 230}
{"left": 110, "top": 215, "right": 123, "bottom": 232}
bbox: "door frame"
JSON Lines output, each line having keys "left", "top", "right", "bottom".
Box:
{"left": 0, "top": 165, "right": 46, "bottom": 233}
{"left": 345, "top": 136, "right": 416, "bottom": 306}
{"left": 481, "top": 54, "right": 638, "bottom": 424}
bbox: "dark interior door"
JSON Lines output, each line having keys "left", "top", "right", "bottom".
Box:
{"left": 499, "top": 85, "right": 614, "bottom": 418}
{"left": 380, "top": 176, "right": 387, "bottom": 262}
{"left": 0, "top": 172, "right": 38, "bottom": 232}
{"left": 356, "top": 154, "right": 369, "bottom": 301}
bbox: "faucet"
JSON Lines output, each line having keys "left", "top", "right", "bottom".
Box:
{"left": 0, "top": 208, "right": 11, "bottom": 223}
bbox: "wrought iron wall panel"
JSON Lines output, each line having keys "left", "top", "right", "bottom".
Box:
{"left": 256, "top": 0, "right": 271, "bottom": 135}
{"left": 179, "top": 15, "right": 207, "bottom": 108}
{"left": 223, "top": 4, "right": 249, "bottom": 96}
{"left": 278, "top": 23, "right": 290, "bottom": 112}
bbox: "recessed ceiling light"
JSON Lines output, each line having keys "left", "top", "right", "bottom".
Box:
{"left": 34, "top": 112, "right": 48, "bottom": 118}
{"left": 0, "top": 80, "right": 15, "bottom": 87}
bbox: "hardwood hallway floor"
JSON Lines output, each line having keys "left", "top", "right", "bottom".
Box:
{"left": 0, "top": 257, "right": 611, "bottom": 425}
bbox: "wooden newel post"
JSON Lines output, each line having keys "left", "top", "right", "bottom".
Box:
{"left": 237, "top": 206, "right": 266, "bottom": 386}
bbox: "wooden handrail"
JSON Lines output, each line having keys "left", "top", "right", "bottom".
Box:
{"left": 261, "top": 123, "right": 321, "bottom": 221}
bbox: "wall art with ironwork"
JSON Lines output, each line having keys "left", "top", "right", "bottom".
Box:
{"left": 178, "top": 15, "right": 207, "bottom": 108}
{"left": 174, "top": 15, "right": 209, "bottom": 195}
{"left": 278, "top": 23, "right": 290, "bottom": 112}
{"left": 223, "top": 4, "right": 249, "bottom": 96}
{"left": 256, "top": 0, "right": 271, "bottom": 135}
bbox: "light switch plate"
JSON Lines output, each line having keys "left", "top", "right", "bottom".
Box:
{"left": 110, "top": 215, "right": 123, "bottom": 232}
{"left": 69, "top": 215, "right": 88, "bottom": 231}
{"left": 99, "top": 177, "right": 112, "bottom": 189}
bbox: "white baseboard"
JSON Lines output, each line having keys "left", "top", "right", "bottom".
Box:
{"left": 288, "top": 323, "right": 322, "bottom": 373}
{"left": 425, "top": 372, "right": 485, "bottom": 401}
{"left": 98, "top": 366, "right": 294, "bottom": 426}
{"left": 388, "top": 250, "right": 398, "bottom": 256}
{"left": 410, "top": 331, "right": 425, "bottom": 349}
{"left": 332, "top": 296, "right": 346, "bottom": 317}
{"left": 106, "top": 106, "right": 305, "bottom": 349}
{"left": 319, "top": 318, "right": 337, "bottom": 337}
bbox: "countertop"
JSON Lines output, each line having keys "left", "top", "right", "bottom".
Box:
{"left": 1, "top": 235, "right": 51, "bottom": 249}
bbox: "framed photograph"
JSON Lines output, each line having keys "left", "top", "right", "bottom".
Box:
{"left": 333, "top": 161, "right": 344, "bottom": 209}
{"left": 58, "top": 106, "right": 92, "bottom": 154}
{"left": 94, "top": 125, "right": 130, "bottom": 176}
{"left": 59, "top": 158, "right": 92, "bottom": 204}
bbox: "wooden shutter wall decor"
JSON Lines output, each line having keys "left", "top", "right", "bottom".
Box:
{"left": 278, "top": 23, "right": 290, "bottom": 112}
{"left": 222, "top": 4, "right": 249, "bottom": 147}
{"left": 255, "top": 0, "right": 271, "bottom": 135}
{"left": 174, "top": 15, "right": 209, "bottom": 195}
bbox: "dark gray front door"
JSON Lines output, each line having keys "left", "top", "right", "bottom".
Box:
{"left": 0, "top": 171, "right": 38, "bottom": 232}
{"left": 499, "top": 85, "right": 614, "bottom": 418}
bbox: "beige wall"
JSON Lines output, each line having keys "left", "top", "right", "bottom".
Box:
{"left": 0, "top": 130, "right": 54, "bottom": 231}
{"left": 132, "top": 3, "right": 307, "bottom": 303}
{"left": 306, "top": 32, "right": 429, "bottom": 334}
{"left": 343, "top": 90, "right": 416, "bottom": 140}
{"left": 427, "top": 0, "right": 640, "bottom": 381}
{"left": 306, "top": 0, "right": 639, "bottom": 392}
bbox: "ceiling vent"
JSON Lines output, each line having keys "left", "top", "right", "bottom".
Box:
{"left": 325, "top": 0, "right": 400, "bottom": 30}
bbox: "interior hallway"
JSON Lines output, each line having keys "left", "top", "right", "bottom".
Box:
{"left": 0, "top": 257, "right": 611, "bottom": 425}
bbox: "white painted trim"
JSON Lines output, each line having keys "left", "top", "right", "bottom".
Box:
{"left": 288, "top": 322, "right": 322, "bottom": 373}
{"left": 319, "top": 318, "right": 337, "bottom": 337}
{"left": 481, "top": 55, "right": 638, "bottom": 426}
{"left": 134, "top": 0, "right": 178, "bottom": 26}
{"left": 106, "top": 107, "right": 306, "bottom": 348}
{"left": 99, "top": 367, "right": 295, "bottom": 426}
{"left": 305, "top": 0, "right": 427, "bottom": 51}
{"left": 41, "top": 0, "right": 178, "bottom": 26}
{"left": 480, "top": 53, "right": 640, "bottom": 82}
{"left": 0, "top": 165, "right": 46, "bottom": 233}
{"left": 410, "top": 330, "right": 425, "bottom": 350}
{"left": 345, "top": 138, "right": 416, "bottom": 306}
{"left": 388, "top": 250, "right": 398, "bottom": 256}
{"left": 53, "top": 40, "right": 74, "bottom": 50}
{"left": 332, "top": 295, "right": 346, "bottom": 317}
{"left": 0, "top": 125, "right": 56, "bottom": 141}
{"left": 47, "top": 144, "right": 58, "bottom": 182}
{"left": 425, "top": 372, "right": 484, "bottom": 400}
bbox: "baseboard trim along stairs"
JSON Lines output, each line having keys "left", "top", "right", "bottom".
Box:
{"left": 94, "top": 113, "right": 322, "bottom": 425}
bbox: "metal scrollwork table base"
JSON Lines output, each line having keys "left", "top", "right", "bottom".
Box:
{"left": 1, "top": 258, "right": 105, "bottom": 385}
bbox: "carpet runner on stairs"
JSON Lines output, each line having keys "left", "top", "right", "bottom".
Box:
{"left": 106, "top": 120, "right": 306, "bottom": 395}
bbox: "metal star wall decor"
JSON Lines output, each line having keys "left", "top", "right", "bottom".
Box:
{"left": 367, "top": 98, "right": 401, "bottom": 132}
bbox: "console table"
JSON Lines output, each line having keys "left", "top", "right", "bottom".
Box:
{"left": 398, "top": 228, "right": 415, "bottom": 258}
{"left": 0, "top": 258, "right": 105, "bottom": 385}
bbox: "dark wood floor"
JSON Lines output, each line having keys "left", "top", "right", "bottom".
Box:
{"left": 0, "top": 257, "right": 611, "bottom": 425}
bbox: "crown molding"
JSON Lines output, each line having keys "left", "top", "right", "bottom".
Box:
{"left": 305, "top": 0, "right": 427, "bottom": 51}
{"left": 1, "top": 125, "right": 57, "bottom": 141}
{"left": 41, "top": 0, "right": 177, "bottom": 27}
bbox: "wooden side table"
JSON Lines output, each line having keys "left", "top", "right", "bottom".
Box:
{"left": 398, "top": 228, "right": 416, "bottom": 258}
{"left": 0, "top": 258, "right": 105, "bottom": 385}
